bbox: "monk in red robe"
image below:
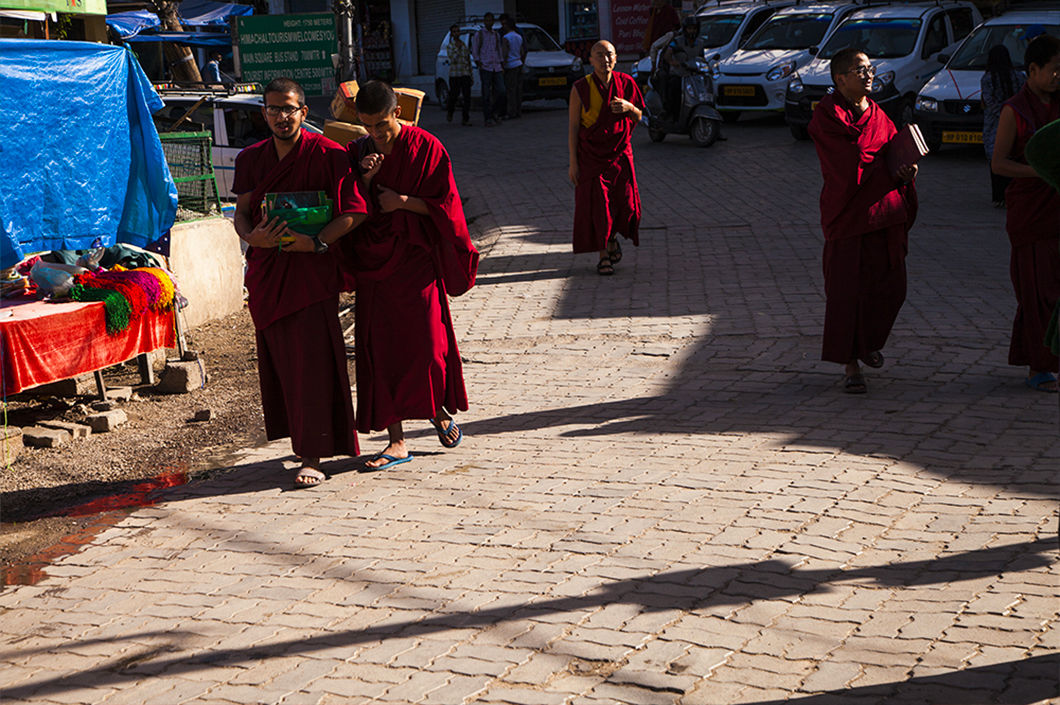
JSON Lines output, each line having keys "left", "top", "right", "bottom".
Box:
{"left": 342, "top": 81, "right": 475, "bottom": 470}
{"left": 808, "top": 48, "right": 918, "bottom": 394}
{"left": 232, "top": 77, "right": 366, "bottom": 487}
{"left": 990, "top": 34, "right": 1060, "bottom": 393}
{"left": 568, "top": 40, "right": 644, "bottom": 276}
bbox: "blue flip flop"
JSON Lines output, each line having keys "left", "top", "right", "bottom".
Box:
{"left": 429, "top": 417, "right": 462, "bottom": 448}
{"left": 1024, "top": 372, "right": 1058, "bottom": 392}
{"left": 367, "top": 453, "right": 414, "bottom": 471}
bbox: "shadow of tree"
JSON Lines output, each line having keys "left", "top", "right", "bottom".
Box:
{"left": 1, "top": 537, "right": 1052, "bottom": 699}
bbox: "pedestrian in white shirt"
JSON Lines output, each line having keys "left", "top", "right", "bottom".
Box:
{"left": 500, "top": 16, "right": 526, "bottom": 119}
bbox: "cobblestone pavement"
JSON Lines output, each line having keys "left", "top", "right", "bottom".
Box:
{"left": 1, "top": 101, "right": 1057, "bottom": 705}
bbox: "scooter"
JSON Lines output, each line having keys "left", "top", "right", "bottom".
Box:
{"left": 643, "top": 58, "right": 723, "bottom": 148}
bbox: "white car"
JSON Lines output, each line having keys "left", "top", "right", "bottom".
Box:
{"left": 785, "top": 1, "right": 982, "bottom": 140}
{"left": 631, "top": 0, "right": 795, "bottom": 89}
{"left": 152, "top": 86, "right": 326, "bottom": 199}
{"left": 713, "top": 2, "right": 862, "bottom": 118}
{"left": 434, "top": 20, "right": 582, "bottom": 107}
{"left": 914, "top": 10, "right": 1060, "bottom": 150}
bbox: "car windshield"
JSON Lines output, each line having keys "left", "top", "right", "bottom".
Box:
{"left": 697, "top": 14, "right": 743, "bottom": 47}
{"left": 520, "top": 26, "right": 562, "bottom": 52}
{"left": 948, "top": 23, "right": 1060, "bottom": 70}
{"left": 819, "top": 18, "right": 922, "bottom": 59}
{"left": 745, "top": 14, "right": 833, "bottom": 50}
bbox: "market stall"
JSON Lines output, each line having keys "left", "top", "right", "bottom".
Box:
{"left": 0, "top": 39, "right": 180, "bottom": 398}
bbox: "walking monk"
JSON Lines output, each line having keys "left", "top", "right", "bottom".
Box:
{"left": 568, "top": 40, "right": 644, "bottom": 275}
{"left": 990, "top": 34, "right": 1060, "bottom": 393}
{"left": 232, "top": 77, "right": 366, "bottom": 487}
{"left": 808, "top": 48, "right": 918, "bottom": 394}
{"left": 344, "top": 81, "right": 476, "bottom": 470}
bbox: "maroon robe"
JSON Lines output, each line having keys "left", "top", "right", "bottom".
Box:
{"left": 342, "top": 125, "right": 472, "bottom": 433}
{"left": 1002, "top": 85, "right": 1060, "bottom": 372}
{"left": 232, "top": 130, "right": 365, "bottom": 458}
{"left": 809, "top": 93, "right": 917, "bottom": 364}
{"left": 572, "top": 71, "right": 643, "bottom": 254}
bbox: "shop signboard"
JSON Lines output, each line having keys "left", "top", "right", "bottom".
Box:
{"left": 610, "top": 0, "right": 650, "bottom": 54}
{"left": 0, "top": 0, "right": 105, "bottom": 14}
{"left": 236, "top": 13, "right": 336, "bottom": 97}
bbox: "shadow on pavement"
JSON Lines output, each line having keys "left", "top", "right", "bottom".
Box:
{"left": 1, "top": 537, "right": 1053, "bottom": 700}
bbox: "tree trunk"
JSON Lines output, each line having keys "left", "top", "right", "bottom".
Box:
{"left": 151, "top": 0, "right": 203, "bottom": 85}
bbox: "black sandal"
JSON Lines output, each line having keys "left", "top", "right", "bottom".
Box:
{"left": 607, "top": 238, "right": 623, "bottom": 264}
{"left": 843, "top": 374, "right": 867, "bottom": 394}
{"left": 860, "top": 351, "right": 884, "bottom": 368}
{"left": 597, "top": 258, "right": 615, "bottom": 275}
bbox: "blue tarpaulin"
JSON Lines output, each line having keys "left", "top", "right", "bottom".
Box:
{"left": 124, "top": 31, "right": 231, "bottom": 47}
{"left": 105, "top": 10, "right": 160, "bottom": 39}
{"left": 106, "top": 1, "right": 251, "bottom": 39}
{"left": 178, "top": 0, "right": 252, "bottom": 27}
{"left": 0, "top": 40, "right": 178, "bottom": 266}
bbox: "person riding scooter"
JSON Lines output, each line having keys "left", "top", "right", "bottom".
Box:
{"left": 658, "top": 16, "right": 708, "bottom": 118}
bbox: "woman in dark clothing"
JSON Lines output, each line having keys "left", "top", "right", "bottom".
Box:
{"left": 981, "top": 45, "right": 1024, "bottom": 206}
{"left": 991, "top": 34, "right": 1060, "bottom": 392}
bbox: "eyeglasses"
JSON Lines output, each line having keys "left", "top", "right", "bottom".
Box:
{"left": 847, "top": 65, "right": 876, "bottom": 78}
{"left": 264, "top": 105, "right": 303, "bottom": 117}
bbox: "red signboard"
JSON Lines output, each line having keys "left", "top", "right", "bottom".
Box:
{"left": 610, "top": 0, "right": 651, "bottom": 54}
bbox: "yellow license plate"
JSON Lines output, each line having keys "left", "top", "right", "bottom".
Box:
{"left": 723, "top": 85, "right": 755, "bottom": 97}
{"left": 942, "top": 130, "right": 983, "bottom": 144}
{"left": 811, "top": 100, "right": 820, "bottom": 111}
{"left": 538, "top": 76, "right": 567, "bottom": 86}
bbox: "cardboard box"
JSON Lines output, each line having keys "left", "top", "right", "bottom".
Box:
{"left": 394, "top": 87, "right": 425, "bottom": 126}
{"left": 323, "top": 119, "right": 368, "bottom": 146}
{"left": 330, "top": 80, "right": 359, "bottom": 122}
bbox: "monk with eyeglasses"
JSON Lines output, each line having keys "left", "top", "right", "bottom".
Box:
{"left": 233, "top": 77, "right": 366, "bottom": 488}
{"left": 809, "top": 48, "right": 918, "bottom": 394}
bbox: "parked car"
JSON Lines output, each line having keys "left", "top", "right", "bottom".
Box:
{"left": 914, "top": 10, "right": 1060, "bottom": 151}
{"left": 152, "top": 84, "right": 326, "bottom": 199}
{"left": 713, "top": 2, "right": 862, "bottom": 119}
{"left": 631, "top": 0, "right": 794, "bottom": 90}
{"left": 785, "top": 1, "right": 982, "bottom": 140}
{"left": 434, "top": 20, "right": 582, "bottom": 108}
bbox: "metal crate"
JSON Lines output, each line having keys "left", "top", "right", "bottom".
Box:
{"left": 158, "top": 131, "right": 221, "bottom": 215}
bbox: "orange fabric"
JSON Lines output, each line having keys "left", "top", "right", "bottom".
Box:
{"left": 0, "top": 299, "right": 175, "bottom": 395}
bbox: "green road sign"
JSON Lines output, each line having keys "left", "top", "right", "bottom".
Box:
{"left": 236, "top": 13, "right": 337, "bottom": 97}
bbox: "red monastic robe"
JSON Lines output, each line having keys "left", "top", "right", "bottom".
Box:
{"left": 232, "top": 130, "right": 365, "bottom": 458}
{"left": 809, "top": 93, "right": 917, "bottom": 364}
{"left": 1003, "top": 84, "right": 1060, "bottom": 372}
{"left": 342, "top": 125, "right": 473, "bottom": 433}
{"left": 572, "top": 71, "right": 643, "bottom": 254}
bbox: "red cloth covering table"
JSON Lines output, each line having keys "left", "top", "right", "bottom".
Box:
{"left": 0, "top": 298, "right": 176, "bottom": 395}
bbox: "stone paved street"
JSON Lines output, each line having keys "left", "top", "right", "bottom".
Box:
{"left": 1, "top": 100, "right": 1057, "bottom": 705}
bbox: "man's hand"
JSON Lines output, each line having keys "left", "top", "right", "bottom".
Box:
{"left": 280, "top": 231, "right": 316, "bottom": 253}
{"left": 610, "top": 98, "right": 633, "bottom": 114}
{"left": 569, "top": 163, "right": 579, "bottom": 187}
{"left": 377, "top": 186, "right": 406, "bottom": 213}
{"left": 245, "top": 216, "right": 290, "bottom": 249}
{"left": 360, "top": 153, "right": 384, "bottom": 181}
{"left": 896, "top": 163, "right": 918, "bottom": 183}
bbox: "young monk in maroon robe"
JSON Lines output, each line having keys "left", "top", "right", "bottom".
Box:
{"left": 568, "top": 40, "right": 644, "bottom": 275}
{"left": 990, "top": 34, "right": 1060, "bottom": 393}
{"left": 232, "top": 77, "right": 367, "bottom": 487}
{"left": 808, "top": 48, "right": 918, "bottom": 394}
{"left": 342, "top": 81, "right": 475, "bottom": 470}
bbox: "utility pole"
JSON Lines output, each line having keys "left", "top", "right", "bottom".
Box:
{"left": 145, "top": 0, "right": 204, "bottom": 84}
{"left": 332, "top": 0, "right": 364, "bottom": 83}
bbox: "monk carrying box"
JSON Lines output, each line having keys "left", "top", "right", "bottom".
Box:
{"left": 808, "top": 48, "right": 918, "bottom": 394}
{"left": 568, "top": 40, "right": 644, "bottom": 276}
{"left": 343, "top": 80, "right": 476, "bottom": 470}
{"left": 232, "top": 77, "right": 367, "bottom": 487}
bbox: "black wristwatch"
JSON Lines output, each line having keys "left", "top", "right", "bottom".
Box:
{"left": 311, "top": 236, "right": 329, "bottom": 254}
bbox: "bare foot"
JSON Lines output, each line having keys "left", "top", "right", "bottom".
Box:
{"left": 431, "top": 413, "right": 461, "bottom": 446}
{"left": 294, "top": 458, "right": 325, "bottom": 488}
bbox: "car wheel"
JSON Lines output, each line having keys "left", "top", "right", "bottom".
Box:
{"left": 689, "top": 117, "right": 719, "bottom": 148}
{"left": 789, "top": 124, "right": 809, "bottom": 141}
{"left": 436, "top": 80, "right": 449, "bottom": 110}
{"left": 648, "top": 127, "right": 666, "bottom": 143}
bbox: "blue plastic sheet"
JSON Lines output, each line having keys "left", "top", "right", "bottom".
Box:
{"left": 105, "top": 10, "right": 160, "bottom": 39}
{"left": 0, "top": 40, "right": 178, "bottom": 267}
{"left": 178, "top": 0, "right": 252, "bottom": 27}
